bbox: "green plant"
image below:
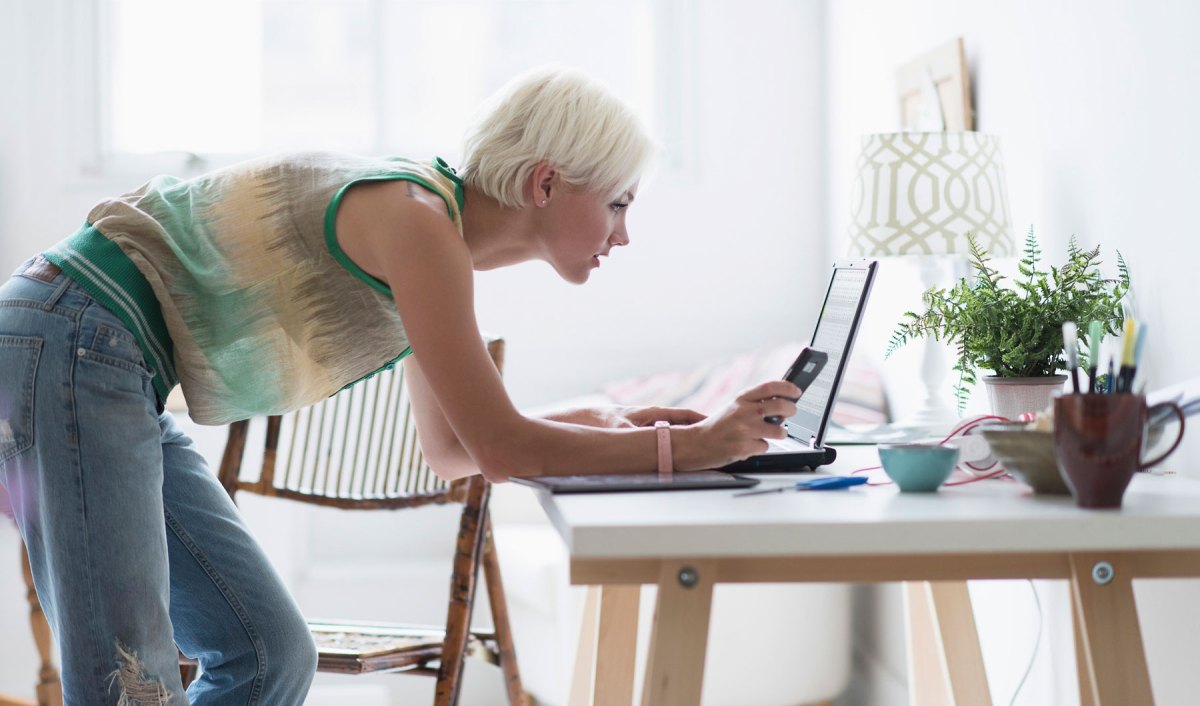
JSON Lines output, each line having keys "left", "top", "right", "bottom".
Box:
{"left": 886, "top": 227, "right": 1130, "bottom": 411}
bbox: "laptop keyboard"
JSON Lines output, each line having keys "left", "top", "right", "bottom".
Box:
{"left": 767, "top": 436, "right": 809, "bottom": 452}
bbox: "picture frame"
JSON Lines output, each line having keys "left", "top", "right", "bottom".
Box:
{"left": 896, "top": 37, "right": 973, "bottom": 131}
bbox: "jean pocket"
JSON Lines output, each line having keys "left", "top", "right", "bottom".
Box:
{"left": 0, "top": 336, "right": 42, "bottom": 464}
{"left": 82, "top": 323, "right": 153, "bottom": 378}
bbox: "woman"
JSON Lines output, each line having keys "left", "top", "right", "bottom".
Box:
{"left": 0, "top": 66, "right": 801, "bottom": 704}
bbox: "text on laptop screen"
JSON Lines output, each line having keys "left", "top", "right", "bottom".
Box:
{"left": 789, "top": 266, "right": 872, "bottom": 441}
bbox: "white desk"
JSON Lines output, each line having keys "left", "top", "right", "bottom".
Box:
{"left": 533, "top": 447, "right": 1200, "bottom": 706}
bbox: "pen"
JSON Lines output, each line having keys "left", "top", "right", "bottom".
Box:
{"left": 734, "top": 475, "right": 868, "bottom": 497}
{"left": 1087, "top": 321, "right": 1102, "bottom": 393}
{"left": 1106, "top": 356, "right": 1115, "bottom": 394}
{"left": 1063, "top": 321, "right": 1080, "bottom": 394}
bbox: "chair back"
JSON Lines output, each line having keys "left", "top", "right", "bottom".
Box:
{"left": 218, "top": 337, "right": 504, "bottom": 510}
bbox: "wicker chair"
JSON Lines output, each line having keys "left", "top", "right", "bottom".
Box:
{"left": 189, "top": 336, "right": 525, "bottom": 706}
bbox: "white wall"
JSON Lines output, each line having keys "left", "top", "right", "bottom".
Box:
{"left": 825, "top": 2, "right": 1200, "bottom": 704}
{"left": 0, "top": 1, "right": 829, "bottom": 702}
{"left": 0, "top": 0, "right": 829, "bottom": 411}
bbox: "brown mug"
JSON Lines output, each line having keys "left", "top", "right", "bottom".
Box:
{"left": 1054, "top": 394, "right": 1186, "bottom": 509}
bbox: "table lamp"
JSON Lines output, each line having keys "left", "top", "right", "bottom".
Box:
{"left": 847, "top": 131, "right": 1014, "bottom": 425}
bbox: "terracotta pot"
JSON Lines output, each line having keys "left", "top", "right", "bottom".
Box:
{"left": 983, "top": 375, "right": 1067, "bottom": 421}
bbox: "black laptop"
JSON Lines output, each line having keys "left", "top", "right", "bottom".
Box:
{"left": 719, "top": 258, "right": 878, "bottom": 473}
{"left": 514, "top": 259, "right": 878, "bottom": 493}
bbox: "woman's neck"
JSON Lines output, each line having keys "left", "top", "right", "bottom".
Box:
{"left": 459, "top": 185, "right": 543, "bottom": 271}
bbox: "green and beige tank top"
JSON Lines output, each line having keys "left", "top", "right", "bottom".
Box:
{"left": 43, "top": 151, "right": 464, "bottom": 425}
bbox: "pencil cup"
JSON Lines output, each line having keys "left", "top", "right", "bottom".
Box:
{"left": 1053, "top": 394, "right": 1185, "bottom": 509}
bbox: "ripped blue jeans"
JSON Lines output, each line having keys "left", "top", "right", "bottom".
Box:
{"left": 0, "top": 259, "right": 316, "bottom": 705}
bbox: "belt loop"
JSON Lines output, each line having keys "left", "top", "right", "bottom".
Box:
{"left": 43, "top": 276, "right": 73, "bottom": 311}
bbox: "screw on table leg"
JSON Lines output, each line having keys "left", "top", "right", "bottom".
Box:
{"left": 677, "top": 566, "right": 699, "bottom": 588}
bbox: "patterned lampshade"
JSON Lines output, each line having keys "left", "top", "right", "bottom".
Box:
{"left": 846, "top": 132, "right": 1014, "bottom": 257}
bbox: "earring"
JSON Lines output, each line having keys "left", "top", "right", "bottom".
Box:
{"left": 541, "top": 200, "right": 547, "bottom": 206}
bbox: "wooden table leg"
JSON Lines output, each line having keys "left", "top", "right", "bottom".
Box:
{"left": 639, "top": 560, "right": 715, "bottom": 706}
{"left": 904, "top": 580, "right": 992, "bottom": 706}
{"left": 1069, "top": 553, "right": 1153, "bottom": 706}
{"left": 906, "top": 581, "right": 952, "bottom": 706}
{"left": 594, "top": 586, "right": 640, "bottom": 706}
{"left": 569, "top": 586, "right": 602, "bottom": 706}
{"left": 1072, "top": 587, "right": 1097, "bottom": 706}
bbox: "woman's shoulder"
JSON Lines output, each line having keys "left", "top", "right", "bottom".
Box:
{"left": 334, "top": 174, "right": 466, "bottom": 274}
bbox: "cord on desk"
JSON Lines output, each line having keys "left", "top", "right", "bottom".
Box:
{"left": 851, "top": 414, "right": 1018, "bottom": 487}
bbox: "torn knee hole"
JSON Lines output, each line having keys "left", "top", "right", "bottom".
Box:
{"left": 109, "top": 641, "right": 172, "bottom": 706}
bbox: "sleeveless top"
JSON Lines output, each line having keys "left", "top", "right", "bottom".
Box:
{"left": 43, "top": 151, "right": 464, "bottom": 425}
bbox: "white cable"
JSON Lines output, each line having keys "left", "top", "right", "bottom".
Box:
{"left": 1009, "top": 579, "right": 1044, "bottom": 706}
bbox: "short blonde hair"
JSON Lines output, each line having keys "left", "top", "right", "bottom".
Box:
{"left": 460, "top": 66, "right": 654, "bottom": 209}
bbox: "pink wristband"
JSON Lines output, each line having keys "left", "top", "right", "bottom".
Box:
{"left": 655, "top": 421, "right": 673, "bottom": 478}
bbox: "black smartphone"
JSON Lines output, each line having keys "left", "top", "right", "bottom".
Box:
{"left": 764, "top": 347, "right": 829, "bottom": 425}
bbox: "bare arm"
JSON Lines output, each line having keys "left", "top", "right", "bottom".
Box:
{"left": 344, "top": 182, "right": 799, "bottom": 481}
{"left": 401, "top": 353, "right": 480, "bottom": 480}
{"left": 405, "top": 355, "right": 706, "bottom": 480}
{"left": 538, "top": 405, "right": 706, "bottom": 428}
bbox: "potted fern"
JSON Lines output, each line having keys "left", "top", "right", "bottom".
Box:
{"left": 886, "top": 227, "right": 1130, "bottom": 419}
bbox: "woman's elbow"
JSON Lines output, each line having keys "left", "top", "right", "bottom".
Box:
{"left": 422, "top": 442, "right": 481, "bottom": 483}
{"left": 472, "top": 451, "right": 522, "bottom": 484}
{"left": 469, "top": 439, "right": 543, "bottom": 483}
{"left": 423, "top": 443, "right": 520, "bottom": 484}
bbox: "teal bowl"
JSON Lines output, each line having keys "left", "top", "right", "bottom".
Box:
{"left": 878, "top": 444, "right": 959, "bottom": 492}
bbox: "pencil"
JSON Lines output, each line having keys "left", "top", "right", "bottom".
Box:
{"left": 1087, "top": 321, "right": 1102, "bottom": 393}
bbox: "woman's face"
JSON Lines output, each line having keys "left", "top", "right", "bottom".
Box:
{"left": 542, "top": 181, "right": 637, "bottom": 285}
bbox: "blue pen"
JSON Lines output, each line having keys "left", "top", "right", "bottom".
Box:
{"left": 735, "top": 475, "right": 868, "bottom": 497}
{"left": 1106, "top": 357, "right": 1115, "bottom": 394}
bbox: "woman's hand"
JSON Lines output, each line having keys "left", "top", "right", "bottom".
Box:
{"left": 541, "top": 405, "right": 706, "bottom": 429}
{"left": 671, "top": 380, "right": 802, "bottom": 472}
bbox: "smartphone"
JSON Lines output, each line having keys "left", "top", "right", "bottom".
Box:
{"left": 764, "top": 347, "right": 829, "bottom": 425}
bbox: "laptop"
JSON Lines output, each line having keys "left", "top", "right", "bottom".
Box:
{"left": 513, "top": 258, "right": 878, "bottom": 493}
{"left": 719, "top": 258, "right": 878, "bottom": 473}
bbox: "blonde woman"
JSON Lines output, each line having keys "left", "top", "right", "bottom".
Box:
{"left": 0, "top": 67, "right": 801, "bottom": 705}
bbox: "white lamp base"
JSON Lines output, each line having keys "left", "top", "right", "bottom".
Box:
{"left": 890, "top": 257, "right": 965, "bottom": 437}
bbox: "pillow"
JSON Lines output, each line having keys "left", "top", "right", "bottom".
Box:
{"left": 603, "top": 343, "right": 890, "bottom": 425}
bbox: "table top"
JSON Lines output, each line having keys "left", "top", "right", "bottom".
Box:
{"left": 532, "top": 447, "right": 1200, "bottom": 560}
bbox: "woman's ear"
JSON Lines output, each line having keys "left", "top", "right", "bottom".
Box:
{"left": 528, "top": 161, "right": 557, "bottom": 207}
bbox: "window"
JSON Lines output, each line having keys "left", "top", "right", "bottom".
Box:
{"left": 95, "top": 0, "right": 690, "bottom": 173}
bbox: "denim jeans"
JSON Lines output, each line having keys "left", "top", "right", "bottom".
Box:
{"left": 0, "top": 259, "right": 316, "bottom": 705}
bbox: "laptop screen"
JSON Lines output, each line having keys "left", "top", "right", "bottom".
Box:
{"left": 787, "top": 260, "right": 877, "bottom": 446}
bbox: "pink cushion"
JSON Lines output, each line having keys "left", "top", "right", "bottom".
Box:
{"left": 603, "top": 343, "right": 889, "bottom": 425}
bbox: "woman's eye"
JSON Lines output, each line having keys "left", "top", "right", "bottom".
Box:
{"left": 610, "top": 202, "right": 628, "bottom": 213}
